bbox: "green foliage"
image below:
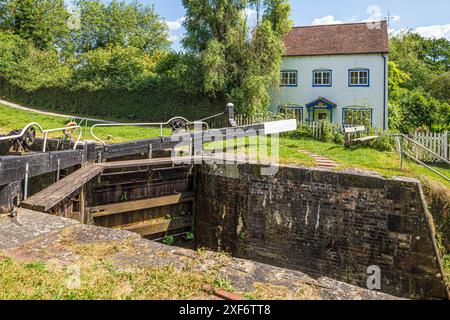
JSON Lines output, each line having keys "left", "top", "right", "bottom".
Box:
{"left": 366, "top": 130, "right": 395, "bottom": 152}
{"left": 388, "top": 61, "right": 410, "bottom": 100}
{"left": 0, "top": 32, "right": 71, "bottom": 90}
{"left": 25, "top": 261, "right": 47, "bottom": 271}
{"left": 0, "top": 77, "right": 221, "bottom": 121}
{"left": 8, "top": 47, "right": 72, "bottom": 91}
{"left": 395, "top": 89, "right": 449, "bottom": 133}
{"left": 0, "top": 32, "right": 28, "bottom": 73}
{"left": 71, "top": 45, "right": 158, "bottom": 90}
{"left": 290, "top": 125, "right": 313, "bottom": 139}
{"left": 72, "top": 0, "right": 169, "bottom": 54}
{"left": 0, "top": 0, "right": 292, "bottom": 120}
{"left": 182, "top": 0, "right": 291, "bottom": 115}
{"left": 0, "top": 0, "right": 69, "bottom": 50}
{"left": 429, "top": 72, "right": 450, "bottom": 104}
{"left": 162, "top": 235, "right": 175, "bottom": 246}
{"left": 389, "top": 32, "right": 450, "bottom": 132}
{"left": 319, "top": 121, "right": 333, "bottom": 143}
{"left": 212, "top": 276, "right": 233, "bottom": 292}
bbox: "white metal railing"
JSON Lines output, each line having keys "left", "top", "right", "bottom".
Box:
{"left": 411, "top": 130, "right": 449, "bottom": 162}
{"left": 0, "top": 122, "right": 82, "bottom": 152}
{"left": 90, "top": 117, "right": 209, "bottom": 146}
{"left": 42, "top": 124, "right": 82, "bottom": 152}
{"left": 393, "top": 134, "right": 450, "bottom": 182}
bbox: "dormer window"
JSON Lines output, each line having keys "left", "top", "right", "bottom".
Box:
{"left": 313, "top": 69, "right": 332, "bottom": 87}
{"left": 349, "top": 69, "right": 370, "bottom": 87}
{"left": 280, "top": 70, "right": 298, "bottom": 87}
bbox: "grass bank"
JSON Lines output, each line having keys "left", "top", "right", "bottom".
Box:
{"left": 0, "top": 104, "right": 170, "bottom": 143}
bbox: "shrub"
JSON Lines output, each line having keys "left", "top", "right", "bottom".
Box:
{"left": 332, "top": 130, "right": 345, "bottom": 145}
{"left": 290, "top": 125, "right": 313, "bottom": 139}
{"left": 367, "top": 129, "right": 395, "bottom": 152}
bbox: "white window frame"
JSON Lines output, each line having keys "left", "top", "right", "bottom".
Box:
{"left": 349, "top": 69, "right": 370, "bottom": 87}
{"left": 313, "top": 69, "right": 332, "bottom": 87}
{"left": 280, "top": 70, "right": 298, "bottom": 87}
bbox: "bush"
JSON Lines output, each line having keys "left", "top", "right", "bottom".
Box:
{"left": 319, "top": 121, "right": 332, "bottom": 142}
{"left": 367, "top": 129, "right": 395, "bottom": 152}
{"left": 290, "top": 125, "right": 313, "bottom": 139}
{"left": 332, "top": 130, "right": 345, "bottom": 144}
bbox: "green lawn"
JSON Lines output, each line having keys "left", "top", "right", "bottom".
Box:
{"left": 206, "top": 135, "right": 450, "bottom": 190}
{"left": 0, "top": 104, "right": 170, "bottom": 143}
{"left": 279, "top": 137, "right": 450, "bottom": 189}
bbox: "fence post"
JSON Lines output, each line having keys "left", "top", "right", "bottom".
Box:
{"left": 399, "top": 137, "right": 403, "bottom": 170}
{"left": 444, "top": 130, "right": 449, "bottom": 161}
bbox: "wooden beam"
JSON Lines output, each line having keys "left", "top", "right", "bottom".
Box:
{"left": 21, "top": 164, "right": 103, "bottom": 212}
{"left": 0, "top": 150, "right": 84, "bottom": 186}
{"left": 89, "top": 192, "right": 194, "bottom": 218}
{"left": 98, "top": 155, "right": 208, "bottom": 170}
{"left": 117, "top": 216, "right": 192, "bottom": 237}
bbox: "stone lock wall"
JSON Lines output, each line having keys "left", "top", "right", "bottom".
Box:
{"left": 195, "top": 163, "right": 448, "bottom": 299}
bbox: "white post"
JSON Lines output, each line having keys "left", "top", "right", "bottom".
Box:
{"left": 24, "top": 163, "right": 29, "bottom": 200}
{"left": 442, "top": 131, "right": 450, "bottom": 160}
{"left": 43, "top": 132, "right": 48, "bottom": 152}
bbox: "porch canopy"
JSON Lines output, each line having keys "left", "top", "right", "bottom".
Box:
{"left": 306, "top": 97, "right": 337, "bottom": 122}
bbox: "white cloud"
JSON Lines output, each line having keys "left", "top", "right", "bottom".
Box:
{"left": 390, "top": 24, "right": 450, "bottom": 40}
{"left": 415, "top": 24, "right": 450, "bottom": 40}
{"left": 312, "top": 15, "right": 344, "bottom": 26}
{"left": 166, "top": 16, "right": 186, "bottom": 31}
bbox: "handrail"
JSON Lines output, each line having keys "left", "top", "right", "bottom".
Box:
{"left": 0, "top": 122, "right": 82, "bottom": 152}
{"left": 392, "top": 134, "right": 450, "bottom": 166}
{"left": 42, "top": 125, "right": 82, "bottom": 152}
{"left": 90, "top": 117, "right": 209, "bottom": 146}
{"left": 392, "top": 134, "right": 450, "bottom": 182}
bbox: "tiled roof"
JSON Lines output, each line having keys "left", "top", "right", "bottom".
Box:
{"left": 283, "top": 21, "right": 389, "bottom": 56}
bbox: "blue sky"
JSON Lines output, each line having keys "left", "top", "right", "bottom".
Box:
{"left": 128, "top": 1, "right": 450, "bottom": 50}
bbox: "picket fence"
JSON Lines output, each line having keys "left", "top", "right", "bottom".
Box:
{"left": 411, "top": 130, "right": 449, "bottom": 162}
{"left": 235, "top": 114, "right": 280, "bottom": 126}
{"left": 235, "top": 115, "right": 334, "bottom": 140}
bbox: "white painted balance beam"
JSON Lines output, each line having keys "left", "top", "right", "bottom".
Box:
{"left": 263, "top": 119, "right": 297, "bottom": 135}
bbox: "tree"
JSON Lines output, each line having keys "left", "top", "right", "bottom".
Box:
{"left": 73, "top": 0, "right": 170, "bottom": 54}
{"left": 182, "top": 0, "right": 291, "bottom": 115}
{"left": 71, "top": 45, "right": 159, "bottom": 90}
{"left": 422, "top": 37, "right": 450, "bottom": 71}
{"left": 0, "top": 31, "right": 71, "bottom": 90}
{"left": 429, "top": 72, "right": 450, "bottom": 104}
{"left": 388, "top": 61, "right": 410, "bottom": 100}
{"left": 0, "top": 0, "right": 70, "bottom": 50}
{"left": 389, "top": 32, "right": 450, "bottom": 132}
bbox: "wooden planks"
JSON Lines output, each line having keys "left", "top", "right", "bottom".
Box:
{"left": 98, "top": 155, "right": 209, "bottom": 170}
{"left": 117, "top": 216, "right": 193, "bottom": 237}
{"left": 89, "top": 192, "right": 194, "bottom": 218}
{"left": 21, "top": 164, "right": 103, "bottom": 212}
{"left": 353, "top": 135, "right": 379, "bottom": 143}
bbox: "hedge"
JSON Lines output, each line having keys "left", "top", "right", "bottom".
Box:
{"left": 0, "top": 77, "right": 223, "bottom": 122}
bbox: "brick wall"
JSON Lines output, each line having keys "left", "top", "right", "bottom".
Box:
{"left": 195, "top": 163, "right": 448, "bottom": 299}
